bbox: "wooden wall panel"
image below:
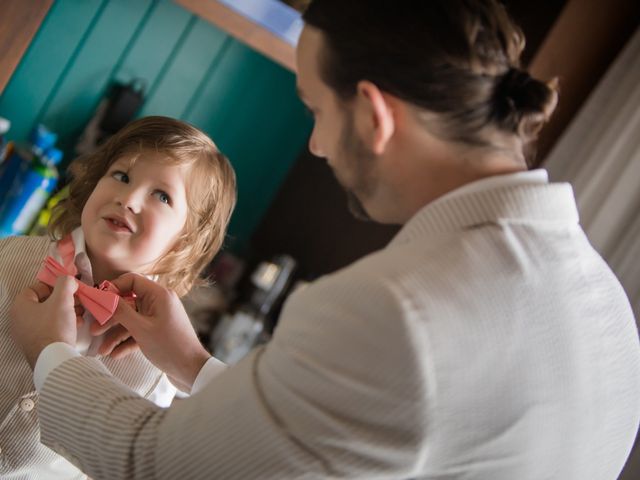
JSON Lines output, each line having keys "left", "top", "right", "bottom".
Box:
{"left": 185, "top": 39, "right": 312, "bottom": 244}
{"left": 139, "top": 18, "right": 231, "bottom": 119}
{"left": 112, "top": 1, "right": 193, "bottom": 94}
{"left": 0, "top": 0, "right": 312, "bottom": 251}
{"left": 39, "top": 0, "right": 155, "bottom": 153}
{"left": 0, "top": 0, "right": 104, "bottom": 142}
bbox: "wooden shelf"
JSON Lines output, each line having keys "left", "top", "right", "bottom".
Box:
{"left": 175, "top": 0, "right": 298, "bottom": 72}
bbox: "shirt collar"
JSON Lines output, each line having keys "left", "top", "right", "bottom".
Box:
{"left": 70, "top": 227, "right": 88, "bottom": 258}
{"left": 47, "top": 227, "right": 92, "bottom": 284}
{"left": 434, "top": 169, "right": 549, "bottom": 204}
{"left": 49, "top": 227, "right": 158, "bottom": 284}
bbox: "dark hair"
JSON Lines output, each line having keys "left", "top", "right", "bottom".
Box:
{"left": 303, "top": 0, "right": 557, "bottom": 161}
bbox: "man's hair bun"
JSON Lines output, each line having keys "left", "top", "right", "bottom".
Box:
{"left": 492, "top": 68, "right": 559, "bottom": 141}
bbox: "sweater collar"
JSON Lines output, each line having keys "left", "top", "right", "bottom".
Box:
{"left": 390, "top": 171, "right": 579, "bottom": 246}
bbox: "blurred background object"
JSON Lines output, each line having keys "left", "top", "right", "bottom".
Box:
{"left": 75, "top": 79, "right": 146, "bottom": 155}
{"left": 211, "top": 254, "right": 297, "bottom": 364}
{"left": 278, "top": 0, "right": 311, "bottom": 12}
{"left": 0, "top": 124, "right": 62, "bottom": 237}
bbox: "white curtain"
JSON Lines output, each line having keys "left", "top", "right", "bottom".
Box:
{"left": 545, "top": 26, "right": 640, "bottom": 319}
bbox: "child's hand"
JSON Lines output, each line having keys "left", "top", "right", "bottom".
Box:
{"left": 10, "top": 276, "right": 83, "bottom": 368}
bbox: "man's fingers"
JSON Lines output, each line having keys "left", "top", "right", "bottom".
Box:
{"left": 90, "top": 317, "right": 116, "bottom": 336}
{"left": 110, "top": 272, "right": 148, "bottom": 296}
{"left": 110, "top": 296, "right": 143, "bottom": 332}
{"left": 30, "top": 281, "right": 53, "bottom": 302}
{"left": 90, "top": 298, "right": 139, "bottom": 336}
{"left": 98, "top": 324, "right": 132, "bottom": 356}
{"left": 110, "top": 338, "right": 140, "bottom": 360}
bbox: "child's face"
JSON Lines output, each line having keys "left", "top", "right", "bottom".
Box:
{"left": 81, "top": 150, "right": 190, "bottom": 279}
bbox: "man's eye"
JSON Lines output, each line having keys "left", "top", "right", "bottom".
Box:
{"left": 112, "top": 171, "right": 129, "bottom": 183}
{"left": 154, "top": 191, "right": 171, "bottom": 204}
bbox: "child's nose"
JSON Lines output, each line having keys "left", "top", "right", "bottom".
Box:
{"left": 115, "top": 189, "right": 142, "bottom": 214}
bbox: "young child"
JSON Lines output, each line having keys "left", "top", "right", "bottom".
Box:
{"left": 0, "top": 116, "right": 236, "bottom": 479}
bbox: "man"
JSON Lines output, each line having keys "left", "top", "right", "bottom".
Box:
{"left": 10, "top": 1, "right": 640, "bottom": 478}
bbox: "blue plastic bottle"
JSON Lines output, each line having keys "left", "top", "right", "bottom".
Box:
{"left": 0, "top": 125, "right": 57, "bottom": 206}
{"left": 0, "top": 147, "right": 63, "bottom": 237}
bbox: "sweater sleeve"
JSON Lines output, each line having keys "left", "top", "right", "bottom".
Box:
{"left": 38, "top": 270, "right": 431, "bottom": 479}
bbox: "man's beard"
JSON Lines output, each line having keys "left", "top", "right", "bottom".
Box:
{"left": 336, "top": 113, "right": 376, "bottom": 222}
{"left": 345, "top": 191, "right": 371, "bottom": 221}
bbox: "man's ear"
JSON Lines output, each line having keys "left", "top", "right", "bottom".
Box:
{"left": 355, "top": 80, "right": 395, "bottom": 155}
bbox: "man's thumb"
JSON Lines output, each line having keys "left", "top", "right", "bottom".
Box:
{"left": 90, "top": 298, "right": 137, "bottom": 336}
{"left": 50, "top": 275, "right": 79, "bottom": 305}
{"left": 112, "top": 296, "right": 141, "bottom": 330}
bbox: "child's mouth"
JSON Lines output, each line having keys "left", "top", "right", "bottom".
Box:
{"left": 104, "top": 217, "right": 133, "bottom": 233}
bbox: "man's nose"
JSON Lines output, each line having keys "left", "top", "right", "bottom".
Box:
{"left": 308, "top": 128, "right": 325, "bottom": 158}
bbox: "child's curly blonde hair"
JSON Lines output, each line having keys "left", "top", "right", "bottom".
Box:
{"left": 49, "top": 116, "right": 237, "bottom": 297}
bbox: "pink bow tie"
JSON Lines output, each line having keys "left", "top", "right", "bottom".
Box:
{"left": 36, "top": 236, "right": 134, "bottom": 325}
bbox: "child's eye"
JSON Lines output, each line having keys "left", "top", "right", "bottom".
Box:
{"left": 154, "top": 190, "right": 171, "bottom": 205}
{"left": 112, "top": 171, "right": 129, "bottom": 183}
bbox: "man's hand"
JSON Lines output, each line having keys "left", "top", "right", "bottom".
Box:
{"left": 94, "top": 322, "right": 139, "bottom": 360}
{"left": 10, "top": 276, "right": 81, "bottom": 369}
{"left": 91, "top": 273, "right": 211, "bottom": 392}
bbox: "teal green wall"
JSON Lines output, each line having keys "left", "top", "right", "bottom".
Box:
{"left": 0, "top": 0, "right": 312, "bottom": 252}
